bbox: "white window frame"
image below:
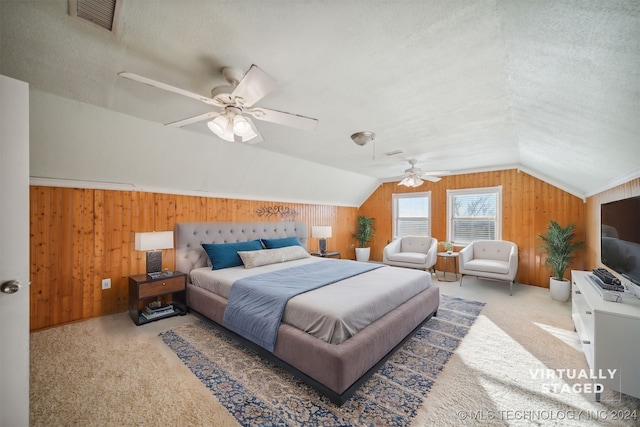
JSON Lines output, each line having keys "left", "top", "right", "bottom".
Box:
{"left": 447, "top": 186, "right": 502, "bottom": 244}
{"left": 392, "top": 191, "right": 432, "bottom": 239}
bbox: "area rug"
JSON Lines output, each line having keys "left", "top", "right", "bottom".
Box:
{"left": 160, "top": 295, "right": 485, "bottom": 427}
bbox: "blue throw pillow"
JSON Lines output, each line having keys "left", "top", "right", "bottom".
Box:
{"left": 261, "top": 237, "right": 304, "bottom": 249}
{"left": 202, "top": 240, "right": 263, "bottom": 270}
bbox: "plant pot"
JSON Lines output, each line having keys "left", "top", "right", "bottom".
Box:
{"left": 355, "top": 247, "right": 370, "bottom": 262}
{"left": 550, "top": 277, "right": 571, "bottom": 302}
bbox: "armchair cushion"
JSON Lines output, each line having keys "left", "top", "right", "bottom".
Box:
{"left": 458, "top": 240, "right": 518, "bottom": 295}
{"left": 463, "top": 259, "right": 510, "bottom": 275}
{"left": 383, "top": 236, "right": 438, "bottom": 270}
{"left": 387, "top": 252, "right": 430, "bottom": 264}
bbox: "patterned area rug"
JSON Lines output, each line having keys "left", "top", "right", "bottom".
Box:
{"left": 160, "top": 295, "right": 484, "bottom": 426}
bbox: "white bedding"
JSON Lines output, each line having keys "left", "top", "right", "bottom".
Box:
{"left": 190, "top": 257, "right": 432, "bottom": 344}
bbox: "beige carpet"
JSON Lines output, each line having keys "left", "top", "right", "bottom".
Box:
{"left": 30, "top": 276, "right": 640, "bottom": 426}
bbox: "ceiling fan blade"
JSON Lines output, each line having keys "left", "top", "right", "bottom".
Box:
{"left": 231, "top": 65, "right": 279, "bottom": 107}
{"left": 420, "top": 170, "right": 450, "bottom": 182}
{"left": 166, "top": 111, "right": 218, "bottom": 128}
{"left": 247, "top": 107, "right": 318, "bottom": 131}
{"left": 118, "top": 72, "right": 218, "bottom": 106}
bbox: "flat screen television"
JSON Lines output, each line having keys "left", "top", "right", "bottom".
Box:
{"left": 601, "top": 195, "right": 640, "bottom": 294}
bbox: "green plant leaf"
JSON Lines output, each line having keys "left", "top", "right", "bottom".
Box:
{"left": 537, "top": 220, "right": 584, "bottom": 280}
{"left": 352, "top": 215, "right": 375, "bottom": 248}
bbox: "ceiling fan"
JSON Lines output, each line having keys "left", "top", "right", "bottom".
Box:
{"left": 398, "top": 159, "right": 449, "bottom": 187}
{"left": 118, "top": 64, "right": 318, "bottom": 143}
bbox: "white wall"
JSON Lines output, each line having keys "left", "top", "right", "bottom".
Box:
{"left": 29, "top": 90, "right": 379, "bottom": 206}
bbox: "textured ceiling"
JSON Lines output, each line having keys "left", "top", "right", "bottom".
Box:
{"left": 1, "top": 0, "right": 639, "bottom": 198}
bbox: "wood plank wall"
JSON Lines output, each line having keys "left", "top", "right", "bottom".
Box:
{"left": 585, "top": 178, "right": 640, "bottom": 270}
{"left": 358, "top": 169, "right": 586, "bottom": 288}
{"left": 29, "top": 186, "right": 357, "bottom": 331}
{"left": 31, "top": 171, "right": 635, "bottom": 331}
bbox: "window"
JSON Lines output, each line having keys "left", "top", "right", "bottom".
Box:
{"left": 447, "top": 186, "right": 502, "bottom": 244}
{"left": 392, "top": 192, "right": 431, "bottom": 238}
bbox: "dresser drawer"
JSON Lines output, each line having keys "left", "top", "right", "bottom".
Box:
{"left": 138, "top": 276, "right": 185, "bottom": 298}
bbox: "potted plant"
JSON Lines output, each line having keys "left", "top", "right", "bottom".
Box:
{"left": 537, "top": 220, "right": 584, "bottom": 302}
{"left": 353, "top": 215, "right": 375, "bottom": 262}
{"left": 444, "top": 241, "right": 454, "bottom": 254}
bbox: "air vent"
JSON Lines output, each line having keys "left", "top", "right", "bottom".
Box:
{"left": 384, "top": 149, "right": 405, "bottom": 157}
{"left": 68, "top": 0, "right": 122, "bottom": 33}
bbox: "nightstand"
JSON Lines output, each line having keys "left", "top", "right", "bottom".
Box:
{"left": 310, "top": 251, "right": 341, "bottom": 259}
{"left": 128, "top": 272, "right": 187, "bottom": 325}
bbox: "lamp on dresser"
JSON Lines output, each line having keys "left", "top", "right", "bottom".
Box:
{"left": 135, "top": 231, "right": 174, "bottom": 277}
{"left": 312, "top": 226, "right": 332, "bottom": 254}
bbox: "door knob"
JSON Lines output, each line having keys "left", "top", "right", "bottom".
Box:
{"left": 1, "top": 280, "right": 21, "bottom": 294}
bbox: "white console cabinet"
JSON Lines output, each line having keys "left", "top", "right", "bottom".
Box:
{"left": 571, "top": 270, "right": 640, "bottom": 399}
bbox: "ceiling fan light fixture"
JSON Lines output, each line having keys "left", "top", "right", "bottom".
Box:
{"left": 118, "top": 64, "right": 318, "bottom": 144}
{"left": 207, "top": 115, "right": 234, "bottom": 142}
{"left": 235, "top": 117, "right": 260, "bottom": 142}
{"left": 351, "top": 131, "right": 375, "bottom": 146}
{"left": 233, "top": 115, "right": 251, "bottom": 135}
{"left": 208, "top": 114, "right": 259, "bottom": 143}
{"left": 207, "top": 116, "right": 225, "bottom": 135}
{"left": 398, "top": 176, "right": 423, "bottom": 188}
{"left": 207, "top": 116, "right": 227, "bottom": 138}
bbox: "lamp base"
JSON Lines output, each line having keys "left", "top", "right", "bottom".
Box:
{"left": 319, "top": 238, "right": 327, "bottom": 254}
{"left": 146, "top": 250, "right": 162, "bottom": 274}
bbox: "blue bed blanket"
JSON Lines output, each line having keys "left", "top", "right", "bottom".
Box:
{"left": 223, "top": 260, "right": 384, "bottom": 351}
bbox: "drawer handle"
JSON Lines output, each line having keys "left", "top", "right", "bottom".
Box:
{"left": 162, "top": 282, "right": 166, "bottom": 286}
{"left": 582, "top": 340, "right": 591, "bottom": 345}
{"left": 585, "top": 310, "right": 592, "bottom": 315}
{"left": 575, "top": 290, "right": 581, "bottom": 294}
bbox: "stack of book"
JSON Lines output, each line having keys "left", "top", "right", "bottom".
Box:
{"left": 140, "top": 303, "right": 174, "bottom": 321}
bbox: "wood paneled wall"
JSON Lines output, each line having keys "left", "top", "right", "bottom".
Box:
{"left": 358, "top": 169, "right": 586, "bottom": 288}
{"left": 29, "top": 186, "right": 357, "bottom": 331}
{"left": 585, "top": 178, "right": 640, "bottom": 270}
{"left": 32, "top": 172, "right": 635, "bottom": 331}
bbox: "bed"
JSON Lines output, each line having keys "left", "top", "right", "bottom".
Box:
{"left": 176, "top": 221, "right": 440, "bottom": 405}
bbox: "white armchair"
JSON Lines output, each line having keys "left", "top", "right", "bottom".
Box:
{"left": 383, "top": 236, "right": 438, "bottom": 271}
{"left": 459, "top": 240, "right": 518, "bottom": 295}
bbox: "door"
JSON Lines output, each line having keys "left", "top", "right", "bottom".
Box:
{"left": 0, "top": 75, "right": 30, "bottom": 426}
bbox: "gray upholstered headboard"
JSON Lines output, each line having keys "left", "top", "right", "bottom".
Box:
{"left": 175, "top": 221, "right": 308, "bottom": 279}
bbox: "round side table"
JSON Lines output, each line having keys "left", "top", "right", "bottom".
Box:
{"left": 436, "top": 251, "right": 459, "bottom": 282}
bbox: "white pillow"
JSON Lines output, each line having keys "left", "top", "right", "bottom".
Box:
{"left": 278, "top": 245, "right": 311, "bottom": 262}
{"left": 238, "top": 246, "right": 310, "bottom": 269}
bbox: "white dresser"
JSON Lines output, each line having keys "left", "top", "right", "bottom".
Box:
{"left": 571, "top": 270, "right": 640, "bottom": 399}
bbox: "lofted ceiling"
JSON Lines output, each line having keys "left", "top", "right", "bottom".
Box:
{"left": 1, "top": 0, "right": 639, "bottom": 200}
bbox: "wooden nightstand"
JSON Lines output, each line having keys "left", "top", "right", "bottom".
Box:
{"left": 128, "top": 272, "right": 187, "bottom": 325}
{"left": 310, "top": 251, "right": 341, "bottom": 259}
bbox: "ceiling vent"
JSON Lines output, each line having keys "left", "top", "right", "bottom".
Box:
{"left": 384, "top": 149, "right": 405, "bottom": 157}
{"left": 68, "top": 0, "right": 122, "bottom": 33}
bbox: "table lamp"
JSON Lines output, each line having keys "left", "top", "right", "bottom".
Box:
{"left": 135, "top": 231, "right": 174, "bottom": 276}
{"left": 312, "top": 226, "right": 332, "bottom": 254}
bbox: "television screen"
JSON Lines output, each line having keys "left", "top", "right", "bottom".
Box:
{"left": 601, "top": 195, "right": 640, "bottom": 289}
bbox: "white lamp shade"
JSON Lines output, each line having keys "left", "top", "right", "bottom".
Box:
{"left": 233, "top": 115, "right": 250, "bottom": 135}
{"left": 207, "top": 116, "right": 234, "bottom": 142}
{"left": 208, "top": 114, "right": 259, "bottom": 143}
{"left": 135, "top": 231, "right": 174, "bottom": 251}
{"left": 399, "top": 176, "right": 423, "bottom": 187}
{"left": 312, "top": 226, "right": 332, "bottom": 239}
